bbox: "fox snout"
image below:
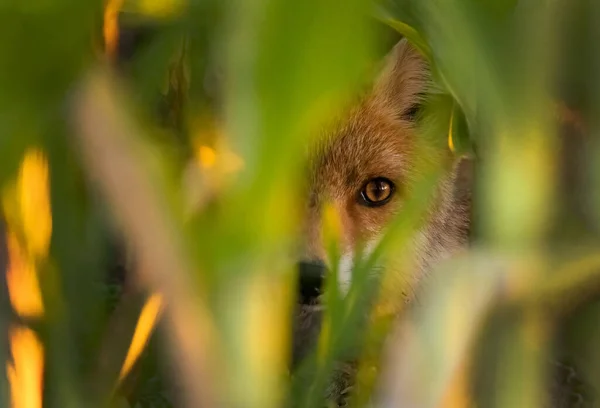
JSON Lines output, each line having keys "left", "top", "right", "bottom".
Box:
{"left": 297, "top": 260, "right": 326, "bottom": 304}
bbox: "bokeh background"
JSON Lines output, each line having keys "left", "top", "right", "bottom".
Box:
{"left": 1, "top": 1, "right": 600, "bottom": 407}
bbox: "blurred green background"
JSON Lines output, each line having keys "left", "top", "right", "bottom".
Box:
{"left": 1, "top": 1, "right": 600, "bottom": 407}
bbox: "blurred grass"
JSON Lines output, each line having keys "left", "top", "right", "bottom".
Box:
{"left": 1, "top": 0, "right": 600, "bottom": 408}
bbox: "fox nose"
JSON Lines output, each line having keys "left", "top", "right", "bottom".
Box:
{"left": 297, "top": 260, "right": 326, "bottom": 304}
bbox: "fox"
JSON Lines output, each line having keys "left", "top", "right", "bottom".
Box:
{"left": 291, "top": 37, "right": 472, "bottom": 406}
{"left": 291, "top": 38, "right": 595, "bottom": 407}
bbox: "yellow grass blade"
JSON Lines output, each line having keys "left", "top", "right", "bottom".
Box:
{"left": 118, "top": 293, "right": 164, "bottom": 382}
{"left": 104, "top": 0, "right": 125, "bottom": 59}
{"left": 18, "top": 149, "right": 52, "bottom": 259}
{"left": 7, "top": 325, "right": 44, "bottom": 408}
{"left": 6, "top": 232, "right": 44, "bottom": 318}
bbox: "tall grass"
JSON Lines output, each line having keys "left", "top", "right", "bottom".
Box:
{"left": 1, "top": 0, "right": 600, "bottom": 407}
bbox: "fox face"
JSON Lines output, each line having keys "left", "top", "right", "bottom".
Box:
{"left": 297, "top": 39, "right": 471, "bottom": 305}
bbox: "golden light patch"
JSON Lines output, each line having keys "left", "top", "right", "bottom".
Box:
{"left": 3, "top": 148, "right": 51, "bottom": 318}
{"left": 194, "top": 143, "right": 245, "bottom": 175}
{"left": 448, "top": 109, "right": 455, "bottom": 153}
{"left": 104, "top": 0, "right": 125, "bottom": 59}
{"left": 6, "top": 232, "right": 44, "bottom": 318}
{"left": 119, "top": 293, "right": 164, "bottom": 382}
{"left": 185, "top": 121, "right": 245, "bottom": 217}
{"left": 18, "top": 149, "right": 52, "bottom": 258}
{"left": 7, "top": 325, "right": 44, "bottom": 408}
{"left": 198, "top": 146, "right": 217, "bottom": 169}
{"left": 190, "top": 116, "right": 244, "bottom": 175}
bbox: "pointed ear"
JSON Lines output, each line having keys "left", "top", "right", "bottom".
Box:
{"left": 372, "top": 38, "right": 431, "bottom": 121}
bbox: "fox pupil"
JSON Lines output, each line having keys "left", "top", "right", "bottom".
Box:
{"left": 370, "top": 182, "right": 386, "bottom": 199}
{"left": 362, "top": 178, "right": 393, "bottom": 205}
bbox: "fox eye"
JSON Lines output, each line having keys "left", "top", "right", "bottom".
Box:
{"left": 360, "top": 178, "right": 395, "bottom": 207}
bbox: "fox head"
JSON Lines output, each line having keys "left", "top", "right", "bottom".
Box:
{"left": 297, "top": 38, "right": 471, "bottom": 306}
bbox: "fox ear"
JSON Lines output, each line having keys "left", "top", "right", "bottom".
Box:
{"left": 372, "top": 38, "right": 430, "bottom": 121}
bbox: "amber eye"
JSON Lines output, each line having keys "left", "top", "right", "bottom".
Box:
{"left": 360, "top": 177, "right": 395, "bottom": 207}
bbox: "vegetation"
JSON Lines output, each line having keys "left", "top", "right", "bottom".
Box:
{"left": 1, "top": 0, "right": 600, "bottom": 407}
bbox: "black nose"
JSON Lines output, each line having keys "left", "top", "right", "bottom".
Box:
{"left": 297, "top": 260, "right": 326, "bottom": 304}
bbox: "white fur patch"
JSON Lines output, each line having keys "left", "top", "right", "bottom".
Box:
{"left": 337, "top": 237, "right": 382, "bottom": 295}
{"left": 338, "top": 252, "right": 354, "bottom": 295}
